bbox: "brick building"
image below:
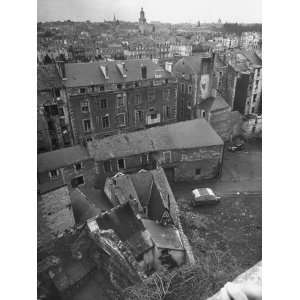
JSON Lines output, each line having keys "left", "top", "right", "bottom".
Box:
{"left": 87, "top": 119, "right": 224, "bottom": 188}
{"left": 173, "top": 54, "right": 215, "bottom": 121}
{"left": 37, "top": 145, "right": 95, "bottom": 194}
{"left": 37, "top": 64, "right": 73, "bottom": 153}
{"left": 61, "top": 59, "right": 178, "bottom": 144}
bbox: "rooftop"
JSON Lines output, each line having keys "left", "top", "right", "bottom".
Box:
{"left": 38, "top": 145, "right": 90, "bottom": 173}
{"left": 88, "top": 119, "right": 223, "bottom": 161}
{"left": 141, "top": 219, "right": 184, "bottom": 251}
{"left": 37, "top": 64, "right": 63, "bottom": 91}
{"left": 199, "top": 94, "right": 230, "bottom": 113}
{"left": 64, "top": 59, "right": 172, "bottom": 87}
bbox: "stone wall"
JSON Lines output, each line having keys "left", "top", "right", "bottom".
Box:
{"left": 38, "top": 186, "right": 75, "bottom": 253}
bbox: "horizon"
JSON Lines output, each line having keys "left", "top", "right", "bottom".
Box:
{"left": 38, "top": 0, "right": 262, "bottom": 24}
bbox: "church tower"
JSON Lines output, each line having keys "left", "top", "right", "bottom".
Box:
{"left": 139, "top": 7, "right": 147, "bottom": 24}
{"left": 138, "top": 7, "right": 147, "bottom": 34}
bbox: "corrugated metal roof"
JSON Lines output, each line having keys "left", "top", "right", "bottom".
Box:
{"left": 38, "top": 145, "right": 91, "bottom": 173}
{"left": 88, "top": 119, "right": 223, "bottom": 161}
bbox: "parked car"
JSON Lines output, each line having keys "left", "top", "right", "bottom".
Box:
{"left": 191, "top": 188, "right": 220, "bottom": 206}
{"left": 228, "top": 139, "right": 245, "bottom": 152}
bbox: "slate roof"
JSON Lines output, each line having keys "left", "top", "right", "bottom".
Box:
{"left": 38, "top": 145, "right": 91, "bottom": 173}
{"left": 70, "top": 189, "right": 100, "bottom": 225}
{"left": 130, "top": 171, "right": 153, "bottom": 207}
{"left": 96, "top": 202, "right": 154, "bottom": 257}
{"left": 88, "top": 119, "right": 223, "bottom": 161}
{"left": 173, "top": 53, "right": 212, "bottom": 75}
{"left": 37, "top": 64, "right": 63, "bottom": 91}
{"left": 141, "top": 219, "right": 184, "bottom": 251}
{"left": 64, "top": 59, "right": 172, "bottom": 88}
{"left": 199, "top": 94, "right": 230, "bottom": 113}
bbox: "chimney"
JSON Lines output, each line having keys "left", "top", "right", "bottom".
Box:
{"left": 165, "top": 61, "right": 173, "bottom": 73}
{"left": 141, "top": 65, "right": 147, "bottom": 79}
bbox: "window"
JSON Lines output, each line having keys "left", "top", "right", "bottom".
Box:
{"left": 253, "top": 94, "right": 257, "bottom": 103}
{"left": 83, "top": 119, "right": 91, "bottom": 132}
{"left": 257, "top": 69, "right": 261, "bottom": 77}
{"left": 117, "top": 158, "right": 125, "bottom": 170}
{"left": 181, "top": 83, "right": 185, "bottom": 93}
{"left": 140, "top": 153, "right": 149, "bottom": 165}
{"left": 116, "top": 94, "right": 125, "bottom": 108}
{"left": 150, "top": 112, "right": 158, "bottom": 120}
{"left": 54, "top": 88, "right": 60, "bottom": 98}
{"left": 86, "top": 136, "right": 93, "bottom": 142}
{"left": 135, "top": 94, "right": 141, "bottom": 105}
{"left": 135, "top": 81, "right": 140, "bottom": 88}
{"left": 188, "top": 85, "right": 192, "bottom": 94}
{"left": 255, "top": 80, "right": 259, "bottom": 89}
{"left": 74, "top": 162, "right": 82, "bottom": 172}
{"left": 147, "top": 92, "right": 155, "bottom": 103}
{"left": 100, "top": 98, "right": 107, "bottom": 109}
{"left": 116, "top": 113, "right": 126, "bottom": 127}
{"left": 195, "top": 168, "right": 201, "bottom": 175}
{"left": 135, "top": 110, "right": 144, "bottom": 122}
{"left": 117, "top": 84, "right": 122, "bottom": 90}
{"left": 163, "top": 151, "right": 171, "bottom": 163}
{"left": 80, "top": 88, "right": 86, "bottom": 94}
{"left": 71, "top": 176, "right": 84, "bottom": 188}
{"left": 100, "top": 85, "right": 105, "bottom": 91}
{"left": 81, "top": 100, "right": 89, "bottom": 113}
{"left": 102, "top": 115, "right": 110, "bottom": 128}
{"left": 165, "top": 79, "right": 169, "bottom": 84}
{"left": 163, "top": 105, "right": 171, "bottom": 119}
{"left": 251, "top": 107, "right": 255, "bottom": 113}
{"left": 201, "top": 110, "right": 206, "bottom": 118}
{"left": 49, "top": 169, "right": 59, "bottom": 179}
{"left": 103, "top": 161, "right": 112, "bottom": 173}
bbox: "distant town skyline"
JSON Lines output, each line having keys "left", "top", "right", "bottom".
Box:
{"left": 38, "top": 0, "right": 262, "bottom": 24}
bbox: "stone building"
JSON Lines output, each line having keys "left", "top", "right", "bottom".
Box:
{"left": 219, "top": 50, "right": 262, "bottom": 115}
{"left": 173, "top": 53, "right": 215, "bottom": 121}
{"left": 37, "top": 145, "right": 95, "bottom": 194}
{"left": 37, "top": 64, "right": 73, "bottom": 153}
{"left": 87, "top": 119, "right": 224, "bottom": 188}
{"left": 61, "top": 59, "right": 178, "bottom": 144}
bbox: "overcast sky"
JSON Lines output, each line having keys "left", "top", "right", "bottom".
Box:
{"left": 38, "top": 0, "right": 261, "bottom": 23}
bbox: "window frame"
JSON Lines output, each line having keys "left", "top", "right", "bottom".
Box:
{"left": 116, "top": 94, "right": 125, "bottom": 108}
{"left": 73, "top": 162, "right": 83, "bottom": 172}
{"left": 195, "top": 168, "right": 201, "bottom": 175}
{"left": 71, "top": 175, "right": 85, "bottom": 188}
{"left": 82, "top": 119, "right": 92, "bottom": 132}
{"left": 102, "top": 114, "right": 110, "bottom": 129}
{"left": 163, "top": 151, "right": 172, "bottom": 163}
{"left": 135, "top": 110, "right": 144, "bottom": 123}
{"left": 49, "top": 169, "right": 59, "bottom": 179}
{"left": 81, "top": 100, "right": 89, "bottom": 113}
{"left": 117, "top": 158, "right": 126, "bottom": 170}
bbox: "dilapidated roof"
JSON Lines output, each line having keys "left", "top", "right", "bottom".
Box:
{"left": 88, "top": 119, "right": 223, "bottom": 161}
{"left": 96, "top": 203, "right": 154, "bottom": 257}
{"left": 141, "top": 219, "right": 184, "bottom": 251}
{"left": 38, "top": 145, "right": 91, "bottom": 173}
{"left": 64, "top": 59, "right": 172, "bottom": 87}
